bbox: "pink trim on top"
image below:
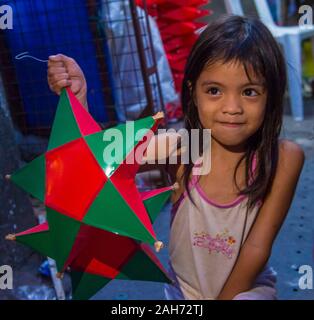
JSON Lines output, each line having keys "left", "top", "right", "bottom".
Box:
{"left": 170, "top": 153, "right": 260, "bottom": 226}
{"left": 195, "top": 183, "right": 247, "bottom": 208}
{"left": 193, "top": 152, "right": 257, "bottom": 209}
{"left": 170, "top": 177, "right": 196, "bottom": 227}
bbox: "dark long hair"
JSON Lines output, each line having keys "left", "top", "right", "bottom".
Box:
{"left": 181, "top": 15, "right": 287, "bottom": 210}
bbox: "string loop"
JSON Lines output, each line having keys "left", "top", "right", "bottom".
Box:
{"left": 15, "top": 52, "right": 48, "bottom": 63}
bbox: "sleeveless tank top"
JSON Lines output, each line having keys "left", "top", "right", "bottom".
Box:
{"left": 168, "top": 153, "right": 264, "bottom": 299}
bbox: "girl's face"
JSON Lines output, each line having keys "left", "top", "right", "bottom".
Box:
{"left": 194, "top": 60, "right": 267, "bottom": 149}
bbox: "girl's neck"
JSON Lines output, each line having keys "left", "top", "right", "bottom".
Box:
{"left": 210, "top": 137, "right": 247, "bottom": 168}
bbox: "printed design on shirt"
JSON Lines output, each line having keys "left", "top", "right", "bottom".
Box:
{"left": 192, "top": 228, "right": 236, "bottom": 259}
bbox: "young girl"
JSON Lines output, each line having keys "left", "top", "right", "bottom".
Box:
{"left": 47, "top": 15, "right": 305, "bottom": 300}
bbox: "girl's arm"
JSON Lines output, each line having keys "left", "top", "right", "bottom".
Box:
{"left": 217, "top": 139, "right": 305, "bottom": 300}
{"left": 138, "top": 131, "right": 183, "bottom": 184}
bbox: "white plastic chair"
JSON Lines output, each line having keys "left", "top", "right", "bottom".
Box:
{"left": 224, "top": 0, "right": 314, "bottom": 121}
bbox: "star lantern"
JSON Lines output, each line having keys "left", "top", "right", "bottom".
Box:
{"left": 5, "top": 87, "right": 176, "bottom": 299}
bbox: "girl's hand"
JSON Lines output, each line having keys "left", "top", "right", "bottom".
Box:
{"left": 142, "top": 132, "right": 182, "bottom": 163}
{"left": 47, "top": 54, "right": 88, "bottom": 109}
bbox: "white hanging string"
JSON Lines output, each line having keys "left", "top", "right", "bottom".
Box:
{"left": 15, "top": 52, "right": 48, "bottom": 63}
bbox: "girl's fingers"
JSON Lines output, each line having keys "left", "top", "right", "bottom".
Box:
{"left": 48, "top": 73, "right": 70, "bottom": 86}
{"left": 47, "top": 54, "right": 84, "bottom": 95}
{"left": 48, "top": 60, "right": 64, "bottom": 68}
{"left": 48, "top": 54, "right": 76, "bottom": 70}
{"left": 70, "top": 80, "right": 81, "bottom": 95}
{"left": 49, "top": 79, "right": 72, "bottom": 95}
{"left": 47, "top": 66, "right": 67, "bottom": 77}
{"left": 48, "top": 54, "right": 67, "bottom": 62}
{"left": 49, "top": 54, "right": 62, "bottom": 61}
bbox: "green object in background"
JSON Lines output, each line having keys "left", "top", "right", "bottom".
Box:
{"left": 303, "top": 40, "right": 314, "bottom": 79}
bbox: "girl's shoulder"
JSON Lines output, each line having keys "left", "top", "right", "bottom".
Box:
{"left": 279, "top": 138, "right": 304, "bottom": 152}
{"left": 275, "top": 139, "right": 305, "bottom": 189}
{"left": 278, "top": 139, "right": 305, "bottom": 165}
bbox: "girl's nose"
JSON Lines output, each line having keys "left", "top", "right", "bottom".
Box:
{"left": 221, "top": 95, "right": 243, "bottom": 115}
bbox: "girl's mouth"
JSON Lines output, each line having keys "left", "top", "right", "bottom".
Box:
{"left": 219, "top": 122, "right": 244, "bottom": 128}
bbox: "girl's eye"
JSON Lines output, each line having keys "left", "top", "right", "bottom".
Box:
{"left": 243, "top": 88, "right": 259, "bottom": 97}
{"left": 206, "top": 87, "right": 221, "bottom": 95}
